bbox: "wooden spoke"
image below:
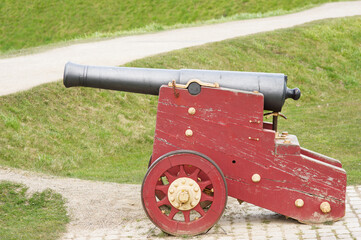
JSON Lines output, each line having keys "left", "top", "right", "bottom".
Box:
{"left": 155, "top": 184, "right": 169, "bottom": 195}
{"left": 183, "top": 210, "right": 190, "bottom": 223}
{"left": 189, "top": 168, "right": 200, "bottom": 181}
{"left": 198, "top": 180, "right": 212, "bottom": 190}
{"left": 168, "top": 207, "right": 179, "bottom": 220}
{"left": 193, "top": 204, "right": 205, "bottom": 217}
{"left": 164, "top": 171, "right": 176, "bottom": 183}
{"left": 157, "top": 197, "right": 170, "bottom": 207}
{"left": 201, "top": 192, "right": 214, "bottom": 202}
{"left": 178, "top": 165, "right": 187, "bottom": 177}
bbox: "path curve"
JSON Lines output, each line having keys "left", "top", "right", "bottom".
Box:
{"left": 1, "top": 167, "right": 361, "bottom": 240}
{"left": 1, "top": 1, "right": 361, "bottom": 96}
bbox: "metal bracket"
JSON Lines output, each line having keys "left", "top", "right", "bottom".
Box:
{"left": 264, "top": 112, "right": 287, "bottom": 120}
{"left": 264, "top": 112, "right": 287, "bottom": 132}
{"left": 168, "top": 79, "right": 220, "bottom": 89}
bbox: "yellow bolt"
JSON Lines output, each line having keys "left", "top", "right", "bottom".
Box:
{"left": 185, "top": 129, "right": 193, "bottom": 137}
{"left": 211, "top": 188, "right": 214, "bottom": 193}
{"left": 198, "top": 177, "right": 201, "bottom": 181}
{"left": 320, "top": 202, "right": 331, "bottom": 213}
{"left": 170, "top": 197, "right": 175, "bottom": 202}
{"left": 169, "top": 188, "right": 174, "bottom": 194}
{"left": 189, "top": 182, "right": 193, "bottom": 186}
{"left": 174, "top": 183, "right": 178, "bottom": 187}
{"left": 252, "top": 174, "right": 261, "bottom": 183}
{"left": 194, "top": 187, "right": 199, "bottom": 192}
{"left": 190, "top": 201, "right": 198, "bottom": 207}
{"left": 295, "top": 199, "right": 304, "bottom": 208}
{"left": 188, "top": 107, "right": 196, "bottom": 115}
{"left": 182, "top": 179, "right": 186, "bottom": 184}
{"left": 195, "top": 196, "right": 199, "bottom": 200}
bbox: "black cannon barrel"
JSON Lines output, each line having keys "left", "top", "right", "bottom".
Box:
{"left": 63, "top": 62, "right": 300, "bottom": 112}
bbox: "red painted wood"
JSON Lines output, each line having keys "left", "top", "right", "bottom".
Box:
{"left": 142, "top": 151, "right": 227, "bottom": 236}
{"left": 300, "top": 147, "right": 342, "bottom": 168}
{"left": 150, "top": 86, "right": 346, "bottom": 224}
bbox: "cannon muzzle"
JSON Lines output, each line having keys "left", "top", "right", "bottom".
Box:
{"left": 64, "top": 62, "right": 300, "bottom": 111}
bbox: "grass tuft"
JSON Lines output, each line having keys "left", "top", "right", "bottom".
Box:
{"left": 0, "top": 181, "right": 69, "bottom": 240}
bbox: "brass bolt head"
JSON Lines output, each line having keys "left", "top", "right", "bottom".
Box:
{"left": 284, "top": 140, "right": 291, "bottom": 144}
{"left": 168, "top": 177, "right": 201, "bottom": 211}
{"left": 178, "top": 191, "right": 190, "bottom": 203}
{"left": 185, "top": 129, "right": 193, "bottom": 137}
{"left": 191, "top": 201, "right": 197, "bottom": 207}
{"left": 320, "top": 202, "right": 331, "bottom": 213}
{"left": 295, "top": 199, "right": 304, "bottom": 208}
{"left": 188, "top": 107, "right": 196, "bottom": 115}
{"left": 252, "top": 174, "right": 261, "bottom": 183}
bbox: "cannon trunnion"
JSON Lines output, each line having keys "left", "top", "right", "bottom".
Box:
{"left": 63, "top": 63, "right": 346, "bottom": 236}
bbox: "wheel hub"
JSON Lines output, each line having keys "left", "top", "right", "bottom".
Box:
{"left": 168, "top": 177, "right": 201, "bottom": 210}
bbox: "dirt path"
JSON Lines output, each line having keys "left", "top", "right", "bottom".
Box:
{"left": 0, "top": 167, "right": 145, "bottom": 236}
{"left": 1, "top": 1, "right": 361, "bottom": 96}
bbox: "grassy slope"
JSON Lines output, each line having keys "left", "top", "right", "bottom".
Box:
{"left": 0, "top": 17, "right": 360, "bottom": 184}
{"left": 0, "top": 181, "right": 68, "bottom": 240}
{"left": 0, "top": 0, "right": 342, "bottom": 54}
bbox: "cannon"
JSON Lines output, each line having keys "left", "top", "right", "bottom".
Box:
{"left": 64, "top": 62, "right": 346, "bottom": 236}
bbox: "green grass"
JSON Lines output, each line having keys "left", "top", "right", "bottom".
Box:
{"left": 1, "top": 0, "right": 344, "bottom": 54}
{"left": 0, "top": 181, "right": 69, "bottom": 240}
{"left": 0, "top": 16, "right": 360, "bottom": 184}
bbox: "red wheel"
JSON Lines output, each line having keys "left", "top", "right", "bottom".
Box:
{"left": 141, "top": 150, "right": 227, "bottom": 236}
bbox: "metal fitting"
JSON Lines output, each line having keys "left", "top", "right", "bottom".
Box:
{"left": 185, "top": 129, "right": 193, "bottom": 137}
{"left": 320, "top": 202, "right": 331, "bottom": 213}
{"left": 188, "top": 107, "right": 196, "bottom": 115}
{"left": 295, "top": 199, "right": 304, "bottom": 208}
{"left": 252, "top": 174, "right": 261, "bottom": 183}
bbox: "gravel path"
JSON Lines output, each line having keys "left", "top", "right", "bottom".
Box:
{"left": 1, "top": 1, "right": 361, "bottom": 96}
{"left": 1, "top": 166, "right": 361, "bottom": 240}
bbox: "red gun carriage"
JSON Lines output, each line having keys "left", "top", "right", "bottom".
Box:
{"left": 64, "top": 62, "right": 347, "bottom": 236}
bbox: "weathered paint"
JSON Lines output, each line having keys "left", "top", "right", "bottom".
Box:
{"left": 151, "top": 86, "right": 346, "bottom": 224}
